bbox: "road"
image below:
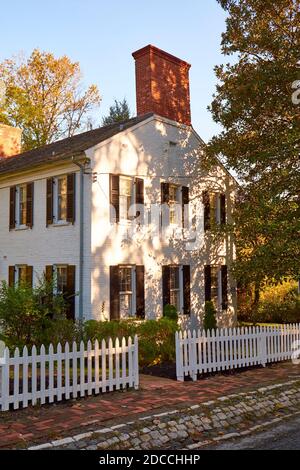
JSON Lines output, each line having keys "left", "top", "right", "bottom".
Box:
{"left": 204, "top": 415, "right": 300, "bottom": 450}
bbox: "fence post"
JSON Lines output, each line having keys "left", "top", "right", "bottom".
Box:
{"left": 259, "top": 327, "right": 267, "bottom": 367}
{"left": 133, "top": 335, "right": 139, "bottom": 390}
{"left": 191, "top": 330, "right": 197, "bottom": 381}
{"left": 0, "top": 347, "right": 10, "bottom": 411}
{"left": 175, "top": 331, "right": 184, "bottom": 381}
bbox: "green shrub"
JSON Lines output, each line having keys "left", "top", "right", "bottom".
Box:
{"left": 138, "top": 318, "right": 179, "bottom": 366}
{"left": 238, "top": 280, "right": 300, "bottom": 324}
{"left": 83, "top": 319, "right": 137, "bottom": 342}
{"left": 0, "top": 279, "right": 68, "bottom": 349}
{"left": 163, "top": 304, "right": 178, "bottom": 321}
{"left": 203, "top": 301, "right": 217, "bottom": 331}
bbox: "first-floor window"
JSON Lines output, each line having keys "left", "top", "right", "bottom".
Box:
{"left": 110, "top": 265, "right": 145, "bottom": 320}
{"left": 169, "top": 266, "right": 181, "bottom": 311}
{"left": 162, "top": 265, "right": 191, "bottom": 315}
{"left": 205, "top": 265, "right": 228, "bottom": 311}
{"left": 8, "top": 265, "right": 33, "bottom": 288}
{"left": 55, "top": 265, "right": 68, "bottom": 295}
{"left": 119, "top": 266, "right": 135, "bottom": 318}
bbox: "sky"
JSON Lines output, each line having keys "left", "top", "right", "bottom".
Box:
{"left": 0, "top": 0, "right": 228, "bottom": 142}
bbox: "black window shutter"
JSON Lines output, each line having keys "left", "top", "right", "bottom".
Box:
{"left": 66, "top": 173, "right": 76, "bottom": 224}
{"left": 110, "top": 175, "right": 120, "bottom": 223}
{"left": 26, "top": 182, "right": 34, "bottom": 228}
{"left": 135, "top": 178, "right": 144, "bottom": 223}
{"left": 204, "top": 265, "right": 212, "bottom": 302}
{"left": 110, "top": 266, "right": 120, "bottom": 320}
{"left": 182, "top": 265, "right": 191, "bottom": 315}
{"left": 9, "top": 186, "right": 16, "bottom": 230}
{"left": 182, "top": 186, "right": 189, "bottom": 228}
{"left": 203, "top": 191, "right": 210, "bottom": 231}
{"left": 136, "top": 265, "right": 145, "bottom": 319}
{"left": 162, "top": 266, "right": 171, "bottom": 309}
{"left": 161, "top": 182, "right": 170, "bottom": 204}
{"left": 66, "top": 265, "right": 76, "bottom": 320}
{"left": 220, "top": 193, "right": 226, "bottom": 225}
{"left": 8, "top": 266, "right": 15, "bottom": 287}
{"left": 221, "top": 265, "right": 228, "bottom": 310}
{"left": 45, "top": 265, "right": 53, "bottom": 285}
{"left": 46, "top": 178, "right": 54, "bottom": 226}
{"left": 26, "top": 266, "right": 33, "bottom": 288}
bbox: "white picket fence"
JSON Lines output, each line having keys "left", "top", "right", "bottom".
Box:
{"left": 0, "top": 336, "right": 139, "bottom": 411}
{"left": 176, "top": 324, "right": 300, "bottom": 381}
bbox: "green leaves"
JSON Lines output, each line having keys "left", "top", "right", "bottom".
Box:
{"left": 208, "top": 0, "right": 300, "bottom": 286}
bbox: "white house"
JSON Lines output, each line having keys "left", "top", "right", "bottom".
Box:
{"left": 0, "top": 45, "right": 237, "bottom": 328}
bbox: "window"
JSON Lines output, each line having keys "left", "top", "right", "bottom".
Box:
{"left": 120, "top": 177, "right": 134, "bottom": 221}
{"left": 9, "top": 183, "right": 33, "bottom": 229}
{"left": 170, "top": 266, "right": 181, "bottom": 311}
{"left": 169, "top": 185, "right": 180, "bottom": 225}
{"left": 204, "top": 265, "right": 228, "bottom": 311}
{"left": 203, "top": 192, "right": 226, "bottom": 231}
{"left": 162, "top": 265, "right": 191, "bottom": 315}
{"left": 110, "top": 175, "right": 144, "bottom": 224}
{"left": 110, "top": 265, "right": 145, "bottom": 320}
{"left": 210, "top": 266, "right": 219, "bottom": 308}
{"left": 56, "top": 265, "right": 68, "bottom": 295}
{"left": 47, "top": 174, "right": 75, "bottom": 226}
{"left": 8, "top": 265, "right": 33, "bottom": 288}
{"left": 119, "top": 266, "right": 135, "bottom": 318}
{"left": 56, "top": 176, "right": 68, "bottom": 222}
{"left": 17, "top": 185, "right": 27, "bottom": 226}
{"left": 161, "top": 183, "right": 189, "bottom": 228}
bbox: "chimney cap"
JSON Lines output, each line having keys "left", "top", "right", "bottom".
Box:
{"left": 132, "top": 44, "right": 191, "bottom": 69}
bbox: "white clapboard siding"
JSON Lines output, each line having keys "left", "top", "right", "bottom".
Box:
{"left": 0, "top": 335, "right": 139, "bottom": 411}
{"left": 176, "top": 324, "right": 300, "bottom": 381}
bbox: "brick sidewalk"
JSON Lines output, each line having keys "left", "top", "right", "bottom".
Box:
{"left": 0, "top": 362, "right": 300, "bottom": 449}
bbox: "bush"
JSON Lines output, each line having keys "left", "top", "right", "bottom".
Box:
{"left": 238, "top": 280, "right": 300, "bottom": 324}
{"left": 83, "top": 319, "right": 137, "bottom": 342}
{"left": 203, "top": 301, "right": 217, "bottom": 331}
{"left": 163, "top": 304, "right": 178, "bottom": 321}
{"left": 0, "top": 279, "right": 68, "bottom": 349}
{"left": 138, "top": 318, "right": 179, "bottom": 366}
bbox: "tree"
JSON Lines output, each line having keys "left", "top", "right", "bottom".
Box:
{"left": 208, "top": 0, "right": 300, "bottom": 292}
{"left": 102, "top": 98, "right": 131, "bottom": 126}
{"left": 0, "top": 49, "right": 101, "bottom": 151}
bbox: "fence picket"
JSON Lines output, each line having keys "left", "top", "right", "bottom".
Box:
{"left": 176, "top": 325, "right": 300, "bottom": 381}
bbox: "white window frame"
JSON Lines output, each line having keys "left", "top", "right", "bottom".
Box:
{"left": 169, "top": 184, "right": 182, "bottom": 227}
{"left": 53, "top": 175, "right": 68, "bottom": 224}
{"left": 210, "top": 265, "right": 225, "bottom": 311}
{"left": 119, "top": 176, "right": 136, "bottom": 222}
{"left": 15, "top": 185, "right": 27, "bottom": 229}
{"left": 119, "top": 265, "right": 136, "bottom": 318}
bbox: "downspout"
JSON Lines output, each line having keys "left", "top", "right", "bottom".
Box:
{"left": 72, "top": 157, "right": 89, "bottom": 322}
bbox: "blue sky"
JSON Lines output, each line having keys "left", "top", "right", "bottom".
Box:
{"left": 0, "top": 0, "right": 228, "bottom": 142}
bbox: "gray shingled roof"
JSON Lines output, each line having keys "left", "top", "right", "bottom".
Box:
{"left": 0, "top": 113, "right": 153, "bottom": 175}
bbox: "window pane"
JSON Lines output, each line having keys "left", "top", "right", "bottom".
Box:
{"left": 119, "top": 267, "right": 132, "bottom": 292}
{"left": 19, "top": 186, "right": 27, "bottom": 225}
{"left": 119, "top": 267, "right": 133, "bottom": 318}
{"left": 120, "top": 294, "right": 133, "bottom": 318}
{"left": 18, "top": 267, "right": 27, "bottom": 285}
{"left": 211, "top": 266, "right": 218, "bottom": 308}
{"left": 119, "top": 178, "right": 133, "bottom": 220}
{"left": 57, "top": 177, "right": 67, "bottom": 221}
{"left": 57, "top": 266, "right": 67, "bottom": 294}
{"left": 170, "top": 266, "right": 180, "bottom": 311}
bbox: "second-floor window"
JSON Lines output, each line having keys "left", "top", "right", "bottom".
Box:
{"left": 203, "top": 191, "right": 226, "bottom": 231}
{"left": 110, "top": 174, "right": 144, "bottom": 223}
{"left": 47, "top": 173, "right": 76, "bottom": 226}
{"left": 9, "top": 183, "right": 34, "bottom": 230}
{"left": 161, "top": 183, "right": 189, "bottom": 228}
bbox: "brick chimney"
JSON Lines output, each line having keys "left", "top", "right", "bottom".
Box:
{"left": 132, "top": 45, "right": 191, "bottom": 126}
{"left": 0, "top": 124, "right": 22, "bottom": 158}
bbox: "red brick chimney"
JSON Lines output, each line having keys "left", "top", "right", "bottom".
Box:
{"left": 132, "top": 45, "right": 191, "bottom": 126}
{"left": 0, "top": 124, "right": 22, "bottom": 158}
